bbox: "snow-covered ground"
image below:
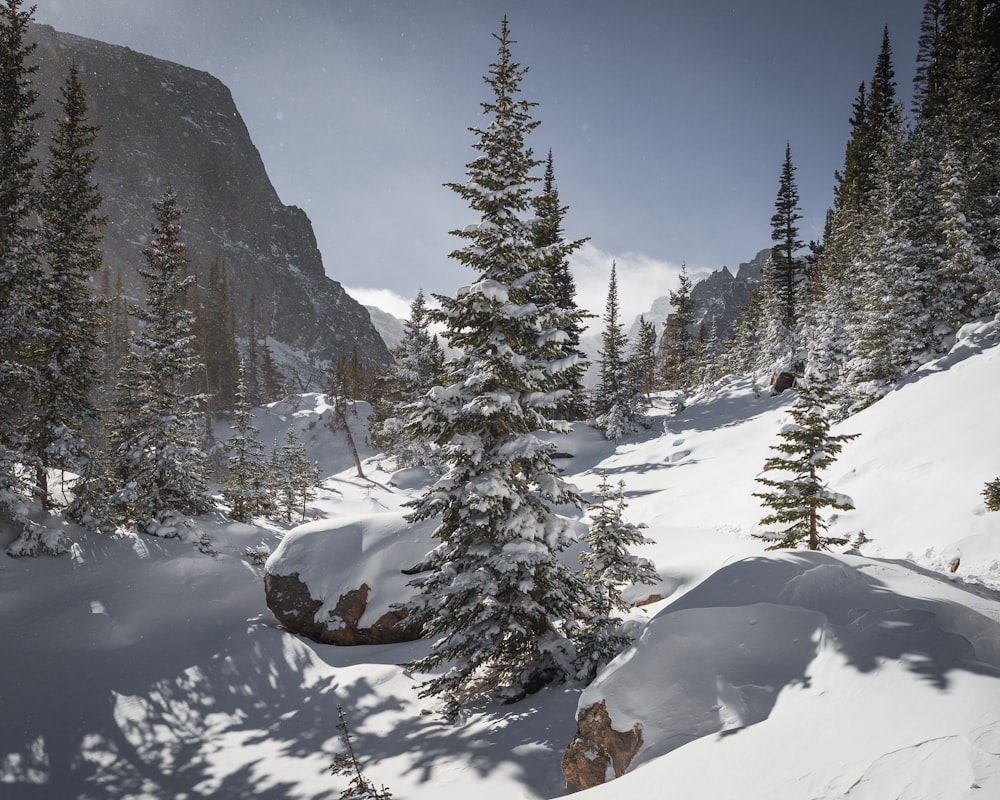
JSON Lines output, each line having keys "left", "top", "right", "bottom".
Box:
{"left": 2, "top": 321, "right": 999, "bottom": 799}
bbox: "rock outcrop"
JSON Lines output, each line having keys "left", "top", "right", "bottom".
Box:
{"left": 28, "top": 23, "right": 391, "bottom": 377}
{"left": 263, "top": 571, "right": 418, "bottom": 646}
{"left": 629, "top": 248, "right": 768, "bottom": 342}
{"left": 561, "top": 700, "right": 644, "bottom": 790}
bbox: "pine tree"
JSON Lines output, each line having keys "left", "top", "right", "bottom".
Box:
{"left": 754, "top": 371, "right": 859, "bottom": 550}
{"left": 24, "top": 64, "right": 106, "bottom": 512}
{"left": 330, "top": 705, "right": 393, "bottom": 800}
{"left": 769, "top": 143, "right": 807, "bottom": 333}
{"left": 402, "top": 17, "right": 594, "bottom": 712}
{"left": 657, "top": 263, "right": 697, "bottom": 389}
{"left": 696, "top": 319, "right": 721, "bottom": 388}
{"left": 272, "top": 428, "right": 318, "bottom": 523}
{"left": 0, "top": 0, "right": 44, "bottom": 547}
{"left": 222, "top": 361, "right": 271, "bottom": 523}
{"left": 594, "top": 262, "right": 646, "bottom": 440}
{"left": 108, "top": 187, "right": 212, "bottom": 535}
{"left": 576, "top": 474, "right": 659, "bottom": 681}
{"left": 369, "top": 289, "right": 443, "bottom": 467}
{"left": 632, "top": 315, "right": 658, "bottom": 400}
{"left": 533, "top": 149, "right": 589, "bottom": 420}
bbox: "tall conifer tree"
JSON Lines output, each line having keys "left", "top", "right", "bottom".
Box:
{"left": 26, "top": 64, "right": 106, "bottom": 510}
{"left": 533, "top": 149, "right": 589, "bottom": 420}
{"left": 402, "top": 17, "right": 594, "bottom": 712}
{"left": 108, "top": 188, "right": 212, "bottom": 534}
{"left": 0, "top": 0, "right": 43, "bottom": 546}
{"left": 769, "top": 143, "right": 806, "bottom": 333}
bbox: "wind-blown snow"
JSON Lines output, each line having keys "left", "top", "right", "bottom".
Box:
{"left": 2, "top": 322, "right": 999, "bottom": 799}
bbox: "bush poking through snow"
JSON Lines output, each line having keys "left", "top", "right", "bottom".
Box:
{"left": 983, "top": 478, "right": 1000, "bottom": 512}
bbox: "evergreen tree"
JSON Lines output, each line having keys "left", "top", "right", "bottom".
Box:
{"left": 632, "top": 315, "right": 658, "bottom": 400}
{"left": 369, "top": 289, "right": 444, "bottom": 467}
{"left": 754, "top": 370, "right": 859, "bottom": 550}
{"left": 272, "top": 428, "right": 318, "bottom": 523}
{"left": 108, "top": 188, "right": 212, "bottom": 534}
{"left": 722, "top": 282, "right": 766, "bottom": 377}
{"left": 576, "top": 474, "right": 659, "bottom": 680}
{"left": 222, "top": 361, "right": 271, "bottom": 523}
{"left": 594, "top": 262, "right": 646, "bottom": 440}
{"left": 402, "top": 17, "right": 594, "bottom": 712}
{"left": 0, "top": 0, "right": 44, "bottom": 547}
{"left": 330, "top": 705, "right": 393, "bottom": 800}
{"left": 25, "top": 64, "right": 106, "bottom": 511}
{"left": 533, "top": 149, "right": 589, "bottom": 420}
{"left": 657, "top": 263, "right": 697, "bottom": 389}
{"left": 913, "top": 0, "right": 948, "bottom": 118}
{"left": 696, "top": 319, "right": 721, "bottom": 389}
{"left": 769, "top": 143, "right": 807, "bottom": 332}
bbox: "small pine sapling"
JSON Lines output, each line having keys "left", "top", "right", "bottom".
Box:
{"left": 330, "top": 705, "right": 392, "bottom": 800}
{"left": 576, "top": 474, "right": 660, "bottom": 681}
{"left": 754, "top": 370, "right": 859, "bottom": 550}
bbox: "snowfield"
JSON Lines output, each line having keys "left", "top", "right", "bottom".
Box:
{"left": 2, "top": 321, "right": 999, "bottom": 799}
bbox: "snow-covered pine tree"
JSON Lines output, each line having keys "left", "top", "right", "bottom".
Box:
{"left": 369, "top": 289, "right": 444, "bottom": 467}
{"left": 0, "top": 0, "right": 46, "bottom": 551}
{"left": 632, "top": 315, "right": 658, "bottom": 400}
{"left": 696, "top": 319, "right": 721, "bottom": 389}
{"left": 107, "top": 188, "right": 212, "bottom": 535}
{"left": 272, "top": 428, "right": 318, "bottom": 523}
{"left": 656, "top": 262, "right": 697, "bottom": 389}
{"left": 931, "top": 148, "right": 988, "bottom": 333}
{"left": 25, "top": 64, "right": 106, "bottom": 512}
{"left": 576, "top": 474, "right": 660, "bottom": 681}
{"left": 594, "top": 262, "right": 647, "bottom": 440}
{"left": 222, "top": 361, "right": 271, "bottom": 523}
{"left": 402, "top": 17, "right": 594, "bottom": 712}
{"left": 532, "top": 149, "right": 589, "bottom": 420}
{"left": 754, "top": 370, "right": 859, "bottom": 550}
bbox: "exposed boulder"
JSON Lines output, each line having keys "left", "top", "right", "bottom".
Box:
{"left": 561, "top": 700, "right": 643, "bottom": 790}
{"left": 263, "top": 572, "right": 418, "bottom": 646}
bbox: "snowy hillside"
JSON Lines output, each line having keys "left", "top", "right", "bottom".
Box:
{"left": 2, "top": 322, "right": 999, "bottom": 799}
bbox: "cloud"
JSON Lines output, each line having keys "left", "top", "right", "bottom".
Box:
{"left": 570, "top": 242, "right": 694, "bottom": 334}
{"left": 343, "top": 286, "right": 413, "bottom": 321}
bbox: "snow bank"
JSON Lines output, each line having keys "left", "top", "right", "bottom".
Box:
{"left": 580, "top": 551, "right": 1000, "bottom": 798}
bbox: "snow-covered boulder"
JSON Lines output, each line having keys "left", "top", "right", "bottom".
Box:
{"left": 264, "top": 511, "right": 434, "bottom": 645}
{"left": 564, "top": 550, "right": 1000, "bottom": 788}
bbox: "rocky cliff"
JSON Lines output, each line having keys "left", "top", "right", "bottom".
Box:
{"left": 28, "top": 23, "right": 391, "bottom": 379}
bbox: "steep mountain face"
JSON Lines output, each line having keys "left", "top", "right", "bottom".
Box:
{"left": 28, "top": 24, "right": 391, "bottom": 378}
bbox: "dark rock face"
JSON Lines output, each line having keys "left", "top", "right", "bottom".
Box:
{"left": 29, "top": 23, "right": 391, "bottom": 376}
{"left": 263, "top": 571, "right": 418, "bottom": 646}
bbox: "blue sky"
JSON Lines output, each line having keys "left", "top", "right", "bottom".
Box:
{"left": 32, "top": 0, "right": 922, "bottom": 320}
